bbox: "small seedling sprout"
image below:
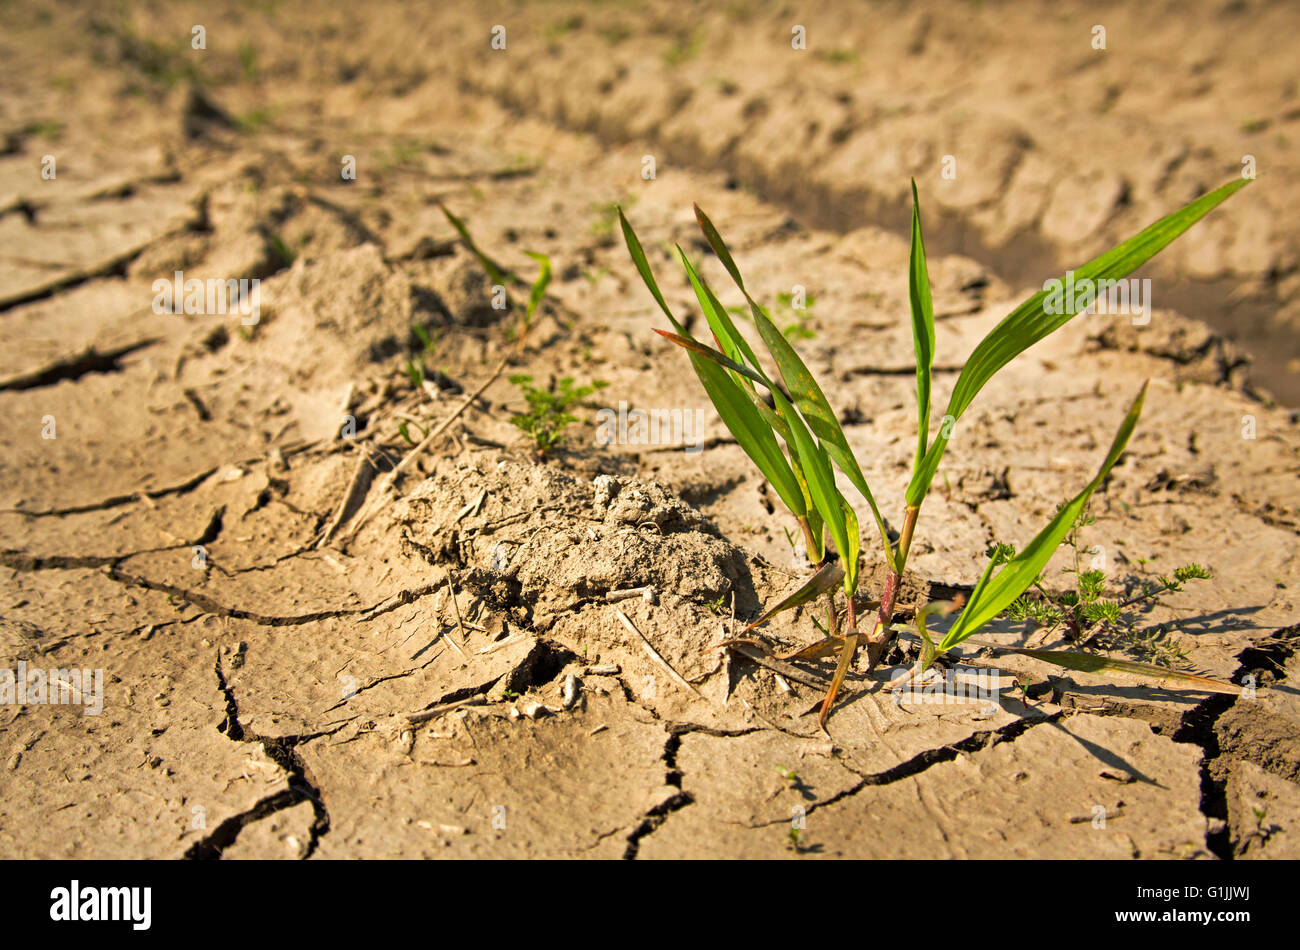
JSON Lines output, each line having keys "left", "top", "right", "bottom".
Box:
{"left": 508, "top": 375, "right": 608, "bottom": 459}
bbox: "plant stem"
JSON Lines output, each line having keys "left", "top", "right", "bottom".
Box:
{"left": 798, "top": 515, "right": 820, "bottom": 565}
{"left": 866, "top": 504, "right": 920, "bottom": 669}
{"left": 817, "top": 504, "right": 921, "bottom": 727}
{"left": 1118, "top": 581, "right": 1177, "bottom": 610}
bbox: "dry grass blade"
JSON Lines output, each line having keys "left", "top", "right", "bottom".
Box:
{"left": 819, "top": 630, "right": 859, "bottom": 729}
{"left": 406, "top": 695, "right": 486, "bottom": 725}
{"left": 726, "top": 643, "right": 829, "bottom": 690}
{"left": 974, "top": 643, "right": 1242, "bottom": 695}
{"left": 741, "top": 561, "right": 844, "bottom": 633}
{"left": 614, "top": 607, "right": 704, "bottom": 699}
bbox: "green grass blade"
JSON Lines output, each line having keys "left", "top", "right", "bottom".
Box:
{"left": 841, "top": 500, "right": 860, "bottom": 594}
{"left": 771, "top": 386, "right": 851, "bottom": 567}
{"left": 619, "top": 210, "right": 806, "bottom": 516}
{"left": 653, "top": 329, "right": 769, "bottom": 387}
{"left": 523, "top": 251, "right": 552, "bottom": 324}
{"left": 439, "top": 203, "right": 519, "bottom": 288}
{"left": 801, "top": 492, "right": 826, "bottom": 563}
{"left": 693, "top": 203, "right": 749, "bottom": 291}
{"left": 939, "top": 382, "right": 1147, "bottom": 650}
{"left": 677, "top": 246, "right": 767, "bottom": 381}
{"left": 907, "top": 177, "right": 1248, "bottom": 506}
{"left": 620, "top": 208, "right": 686, "bottom": 334}
{"left": 912, "top": 599, "right": 964, "bottom": 669}
{"left": 676, "top": 246, "right": 840, "bottom": 565}
{"left": 985, "top": 646, "right": 1242, "bottom": 695}
{"left": 908, "top": 180, "right": 936, "bottom": 475}
{"left": 691, "top": 351, "right": 808, "bottom": 517}
{"left": 741, "top": 561, "right": 844, "bottom": 632}
{"left": 693, "top": 203, "right": 894, "bottom": 570}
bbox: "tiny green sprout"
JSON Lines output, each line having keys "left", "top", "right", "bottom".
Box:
{"left": 776, "top": 767, "right": 798, "bottom": 786}
{"left": 238, "top": 40, "right": 258, "bottom": 82}
{"left": 24, "top": 119, "right": 65, "bottom": 141}
{"left": 817, "top": 47, "right": 858, "bottom": 65}
{"left": 502, "top": 688, "right": 519, "bottom": 700}
{"left": 397, "top": 421, "right": 427, "bottom": 446}
{"left": 620, "top": 174, "right": 1250, "bottom": 723}
{"left": 775, "top": 291, "right": 817, "bottom": 340}
{"left": 992, "top": 509, "right": 1212, "bottom": 665}
{"left": 663, "top": 28, "right": 703, "bottom": 66}
{"left": 235, "top": 106, "right": 278, "bottom": 135}
{"left": 412, "top": 323, "right": 438, "bottom": 356}
{"left": 389, "top": 139, "right": 424, "bottom": 168}
{"left": 592, "top": 198, "right": 635, "bottom": 241}
{"left": 268, "top": 233, "right": 295, "bottom": 266}
{"left": 1019, "top": 676, "right": 1033, "bottom": 704}
{"left": 508, "top": 375, "right": 609, "bottom": 459}
{"left": 405, "top": 358, "right": 425, "bottom": 390}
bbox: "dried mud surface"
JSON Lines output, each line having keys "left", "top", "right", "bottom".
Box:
{"left": 0, "top": 1, "right": 1297, "bottom": 859}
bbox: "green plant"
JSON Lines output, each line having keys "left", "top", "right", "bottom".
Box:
{"left": 23, "top": 119, "right": 65, "bottom": 141}
{"left": 404, "top": 358, "right": 426, "bottom": 390}
{"left": 775, "top": 290, "right": 817, "bottom": 340}
{"left": 508, "top": 375, "right": 608, "bottom": 458}
{"left": 729, "top": 292, "right": 816, "bottom": 340}
{"left": 235, "top": 106, "right": 278, "bottom": 134}
{"left": 993, "top": 508, "right": 1212, "bottom": 666}
{"left": 401, "top": 323, "right": 442, "bottom": 395}
{"left": 268, "top": 232, "right": 295, "bottom": 266}
{"left": 592, "top": 196, "right": 636, "bottom": 240}
{"left": 438, "top": 203, "right": 554, "bottom": 353}
{"left": 620, "top": 176, "right": 1249, "bottom": 725}
{"left": 238, "top": 40, "right": 259, "bottom": 82}
{"left": 663, "top": 28, "right": 703, "bottom": 66}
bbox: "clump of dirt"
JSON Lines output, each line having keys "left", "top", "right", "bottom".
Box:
{"left": 394, "top": 459, "right": 758, "bottom": 630}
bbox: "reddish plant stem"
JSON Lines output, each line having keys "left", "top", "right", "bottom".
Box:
{"left": 866, "top": 505, "right": 919, "bottom": 670}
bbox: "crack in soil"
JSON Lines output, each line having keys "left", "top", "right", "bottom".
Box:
{"left": 1170, "top": 622, "right": 1298, "bottom": 860}
{"left": 623, "top": 731, "right": 693, "bottom": 860}
{"left": 0, "top": 442, "right": 323, "bottom": 518}
{"left": 100, "top": 563, "right": 407, "bottom": 627}
{"left": 185, "top": 657, "right": 337, "bottom": 859}
{"left": 751, "top": 710, "right": 1061, "bottom": 829}
{"left": 0, "top": 507, "right": 222, "bottom": 573}
{"left": 0, "top": 339, "right": 161, "bottom": 391}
